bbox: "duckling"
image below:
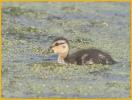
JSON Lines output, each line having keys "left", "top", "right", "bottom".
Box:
{"left": 49, "top": 37, "right": 116, "bottom": 65}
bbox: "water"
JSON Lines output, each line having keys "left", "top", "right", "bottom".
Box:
{"left": 2, "top": 2, "right": 130, "bottom": 98}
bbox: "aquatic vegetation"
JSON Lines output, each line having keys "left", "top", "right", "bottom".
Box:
{"left": 89, "top": 20, "right": 109, "bottom": 27}
{"left": 106, "top": 82, "right": 130, "bottom": 90}
{"left": 61, "top": 6, "right": 82, "bottom": 12}
{"left": 3, "top": 6, "right": 24, "bottom": 16}
{"left": 7, "top": 25, "right": 42, "bottom": 39}
{"left": 29, "top": 62, "right": 110, "bottom": 77}
{"left": 3, "top": 6, "right": 48, "bottom": 20}
{"left": 2, "top": 2, "right": 130, "bottom": 98}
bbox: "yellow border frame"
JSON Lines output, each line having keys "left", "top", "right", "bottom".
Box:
{"left": 0, "top": 0, "right": 131, "bottom": 100}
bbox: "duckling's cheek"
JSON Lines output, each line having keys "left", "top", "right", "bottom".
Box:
{"left": 61, "top": 48, "right": 65, "bottom": 52}
{"left": 61, "top": 45, "right": 68, "bottom": 53}
{"left": 54, "top": 47, "right": 62, "bottom": 54}
{"left": 62, "top": 45, "right": 66, "bottom": 48}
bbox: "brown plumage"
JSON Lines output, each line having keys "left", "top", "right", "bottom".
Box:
{"left": 49, "top": 37, "right": 116, "bottom": 65}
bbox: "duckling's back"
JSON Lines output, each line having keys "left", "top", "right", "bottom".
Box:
{"left": 65, "top": 48, "right": 116, "bottom": 65}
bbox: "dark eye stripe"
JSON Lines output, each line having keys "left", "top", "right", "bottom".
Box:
{"left": 53, "top": 42, "right": 65, "bottom": 47}
{"left": 50, "top": 43, "right": 65, "bottom": 48}
{"left": 55, "top": 43, "right": 59, "bottom": 46}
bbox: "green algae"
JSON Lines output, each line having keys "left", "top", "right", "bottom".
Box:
{"left": 3, "top": 6, "right": 24, "bottom": 16}
{"left": 2, "top": 2, "right": 130, "bottom": 98}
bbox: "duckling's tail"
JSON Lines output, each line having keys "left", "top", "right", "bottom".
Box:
{"left": 108, "top": 59, "right": 118, "bottom": 65}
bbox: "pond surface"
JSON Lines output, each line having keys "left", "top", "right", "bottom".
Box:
{"left": 2, "top": 2, "right": 130, "bottom": 98}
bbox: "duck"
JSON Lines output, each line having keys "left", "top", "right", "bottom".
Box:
{"left": 49, "top": 37, "right": 116, "bottom": 65}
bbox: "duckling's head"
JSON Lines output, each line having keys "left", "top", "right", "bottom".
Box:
{"left": 49, "top": 37, "right": 69, "bottom": 63}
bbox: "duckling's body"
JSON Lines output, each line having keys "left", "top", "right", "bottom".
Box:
{"left": 64, "top": 49, "right": 116, "bottom": 65}
{"left": 50, "top": 37, "right": 116, "bottom": 65}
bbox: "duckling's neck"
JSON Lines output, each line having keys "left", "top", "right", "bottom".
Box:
{"left": 58, "top": 52, "right": 69, "bottom": 64}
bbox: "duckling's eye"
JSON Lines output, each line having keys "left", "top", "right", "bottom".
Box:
{"left": 55, "top": 43, "right": 59, "bottom": 46}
